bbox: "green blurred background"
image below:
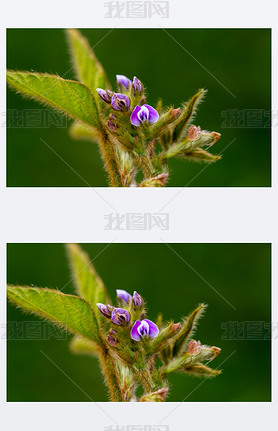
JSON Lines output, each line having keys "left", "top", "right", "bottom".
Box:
{"left": 7, "top": 29, "right": 271, "bottom": 187}
{"left": 7, "top": 243, "right": 271, "bottom": 401}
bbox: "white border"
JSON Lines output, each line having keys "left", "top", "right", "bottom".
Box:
{"left": 1, "top": 0, "right": 277, "bottom": 430}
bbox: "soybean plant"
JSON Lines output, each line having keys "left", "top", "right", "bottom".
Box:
{"left": 7, "top": 29, "right": 222, "bottom": 187}
{"left": 7, "top": 244, "right": 221, "bottom": 402}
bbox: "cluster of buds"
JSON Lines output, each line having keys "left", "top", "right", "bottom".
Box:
{"left": 96, "top": 290, "right": 221, "bottom": 402}
{"left": 97, "top": 75, "right": 159, "bottom": 127}
{"left": 97, "top": 289, "right": 159, "bottom": 341}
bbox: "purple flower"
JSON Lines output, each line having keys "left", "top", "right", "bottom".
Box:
{"left": 117, "top": 289, "right": 132, "bottom": 303}
{"left": 111, "top": 93, "right": 130, "bottom": 111}
{"left": 130, "top": 319, "right": 159, "bottom": 341}
{"left": 96, "top": 88, "right": 113, "bottom": 103}
{"left": 111, "top": 308, "right": 130, "bottom": 326}
{"left": 97, "top": 303, "right": 113, "bottom": 318}
{"left": 132, "top": 76, "right": 143, "bottom": 94}
{"left": 130, "top": 104, "right": 159, "bottom": 127}
{"left": 132, "top": 291, "right": 143, "bottom": 308}
{"left": 116, "top": 74, "right": 132, "bottom": 89}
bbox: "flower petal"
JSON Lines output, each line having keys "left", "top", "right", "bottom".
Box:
{"left": 130, "top": 106, "right": 142, "bottom": 126}
{"left": 143, "top": 319, "right": 159, "bottom": 338}
{"left": 130, "top": 320, "right": 142, "bottom": 341}
{"left": 144, "top": 104, "right": 159, "bottom": 124}
{"left": 138, "top": 320, "right": 149, "bottom": 337}
{"left": 138, "top": 105, "right": 149, "bottom": 123}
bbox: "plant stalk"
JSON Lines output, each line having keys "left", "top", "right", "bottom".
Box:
{"left": 99, "top": 348, "right": 123, "bottom": 401}
{"left": 98, "top": 131, "right": 122, "bottom": 187}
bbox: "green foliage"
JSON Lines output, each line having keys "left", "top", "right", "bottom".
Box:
{"left": 66, "top": 28, "right": 110, "bottom": 98}
{"left": 7, "top": 285, "right": 101, "bottom": 344}
{"left": 7, "top": 30, "right": 222, "bottom": 187}
{"left": 69, "top": 121, "right": 98, "bottom": 141}
{"left": 172, "top": 89, "right": 207, "bottom": 143}
{"left": 66, "top": 243, "right": 110, "bottom": 318}
{"left": 172, "top": 303, "right": 207, "bottom": 357}
{"left": 70, "top": 335, "right": 99, "bottom": 357}
{"left": 7, "top": 71, "right": 101, "bottom": 130}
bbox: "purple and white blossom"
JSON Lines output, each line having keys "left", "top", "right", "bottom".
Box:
{"left": 111, "top": 307, "right": 130, "bottom": 326}
{"left": 116, "top": 75, "right": 132, "bottom": 89}
{"left": 116, "top": 289, "right": 132, "bottom": 303}
{"left": 130, "top": 319, "right": 159, "bottom": 341}
{"left": 111, "top": 93, "right": 130, "bottom": 111}
{"left": 130, "top": 104, "right": 159, "bottom": 126}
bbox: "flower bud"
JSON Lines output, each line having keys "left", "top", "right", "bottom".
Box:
{"left": 96, "top": 303, "right": 113, "bottom": 318}
{"left": 106, "top": 119, "right": 118, "bottom": 133}
{"left": 116, "top": 289, "right": 132, "bottom": 303}
{"left": 132, "top": 291, "right": 143, "bottom": 309}
{"left": 211, "top": 346, "right": 221, "bottom": 359}
{"left": 186, "top": 339, "right": 202, "bottom": 355}
{"left": 172, "top": 322, "right": 182, "bottom": 333}
{"left": 116, "top": 74, "right": 132, "bottom": 90}
{"left": 111, "top": 93, "right": 130, "bottom": 111}
{"left": 139, "top": 387, "right": 169, "bottom": 402}
{"left": 107, "top": 330, "right": 118, "bottom": 348}
{"left": 96, "top": 88, "right": 113, "bottom": 104}
{"left": 139, "top": 173, "right": 169, "bottom": 187}
{"left": 186, "top": 125, "right": 201, "bottom": 141}
{"left": 211, "top": 132, "right": 221, "bottom": 145}
{"left": 111, "top": 308, "right": 130, "bottom": 326}
{"left": 132, "top": 76, "right": 143, "bottom": 94}
{"left": 189, "top": 128, "right": 221, "bottom": 148}
{"left": 172, "top": 108, "right": 181, "bottom": 119}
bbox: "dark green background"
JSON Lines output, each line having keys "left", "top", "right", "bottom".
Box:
{"left": 7, "top": 243, "right": 271, "bottom": 401}
{"left": 7, "top": 29, "right": 271, "bottom": 187}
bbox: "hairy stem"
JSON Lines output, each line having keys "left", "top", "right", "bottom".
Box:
{"left": 98, "top": 131, "right": 122, "bottom": 187}
{"left": 137, "top": 153, "right": 155, "bottom": 179}
{"left": 99, "top": 348, "right": 123, "bottom": 401}
{"left": 139, "top": 368, "right": 154, "bottom": 394}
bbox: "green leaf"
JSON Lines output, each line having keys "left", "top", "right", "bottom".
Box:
{"left": 172, "top": 304, "right": 206, "bottom": 357}
{"left": 66, "top": 29, "right": 110, "bottom": 99}
{"left": 7, "top": 71, "right": 101, "bottom": 130}
{"left": 66, "top": 244, "right": 110, "bottom": 319}
{"left": 70, "top": 121, "right": 98, "bottom": 141}
{"left": 180, "top": 148, "right": 221, "bottom": 163}
{"left": 70, "top": 335, "right": 99, "bottom": 356}
{"left": 172, "top": 89, "right": 206, "bottom": 143}
{"left": 7, "top": 285, "right": 101, "bottom": 344}
{"left": 182, "top": 363, "right": 221, "bottom": 378}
